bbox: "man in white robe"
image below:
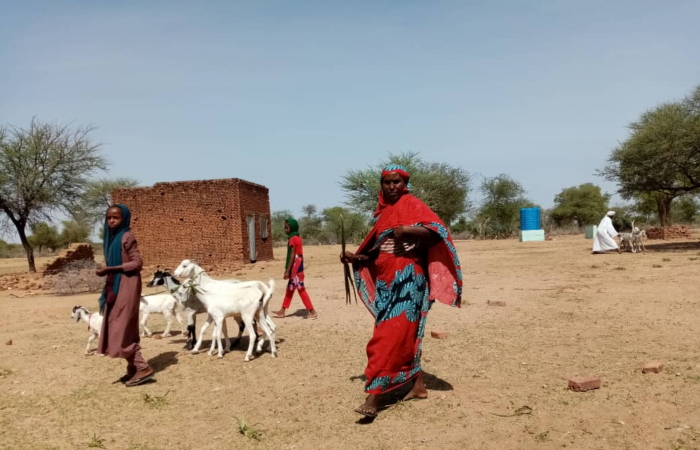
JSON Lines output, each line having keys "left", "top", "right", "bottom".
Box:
{"left": 592, "top": 211, "right": 620, "bottom": 254}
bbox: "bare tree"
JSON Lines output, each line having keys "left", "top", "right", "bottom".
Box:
{"left": 0, "top": 119, "right": 106, "bottom": 272}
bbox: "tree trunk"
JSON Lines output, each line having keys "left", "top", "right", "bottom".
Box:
{"left": 656, "top": 194, "right": 674, "bottom": 227}
{"left": 16, "top": 225, "right": 36, "bottom": 273}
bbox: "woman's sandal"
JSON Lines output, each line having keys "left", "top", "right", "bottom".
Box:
{"left": 354, "top": 406, "right": 378, "bottom": 419}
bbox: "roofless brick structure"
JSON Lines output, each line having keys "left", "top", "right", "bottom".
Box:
{"left": 112, "top": 178, "right": 273, "bottom": 270}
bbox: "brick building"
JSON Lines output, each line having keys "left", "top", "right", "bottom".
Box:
{"left": 112, "top": 178, "right": 273, "bottom": 270}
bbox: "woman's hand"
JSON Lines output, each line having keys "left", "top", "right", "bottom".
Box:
{"left": 340, "top": 251, "right": 368, "bottom": 264}
{"left": 95, "top": 266, "right": 109, "bottom": 277}
{"left": 283, "top": 271, "right": 291, "bottom": 280}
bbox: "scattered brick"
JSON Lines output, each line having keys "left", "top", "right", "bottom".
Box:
{"left": 5, "top": 340, "right": 12, "bottom": 346}
{"left": 113, "top": 178, "right": 273, "bottom": 270}
{"left": 568, "top": 376, "right": 601, "bottom": 392}
{"left": 153, "top": 334, "right": 163, "bottom": 340}
{"left": 42, "top": 244, "right": 95, "bottom": 276}
{"left": 431, "top": 331, "right": 448, "bottom": 339}
{"left": 642, "top": 362, "right": 664, "bottom": 374}
{"left": 489, "top": 301, "right": 507, "bottom": 307}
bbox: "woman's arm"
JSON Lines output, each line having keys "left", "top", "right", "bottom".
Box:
{"left": 340, "top": 251, "right": 370, "bottom": 264}
{"left": 394, "top": 225, "right": 440, "bottom": 247}
{"left": 96, "top": 235, "right": 143, "bottom": 277}
{"left": 285, "top": 236, "right": 302, "bottom": 279}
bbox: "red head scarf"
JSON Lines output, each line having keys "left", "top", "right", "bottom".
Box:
{"left": 374, "top": 164, "right": 411, "bottom": 219}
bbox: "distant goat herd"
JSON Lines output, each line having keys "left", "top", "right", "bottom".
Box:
{"left": 71, "top": 259, "right": 277, "bottom": 361}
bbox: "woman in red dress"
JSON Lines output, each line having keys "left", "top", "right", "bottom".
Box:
{"left": 341, "top": 165, "right": 462, "bottom": 418}
{"left": 272, "top": 218, "right": 318, "bottom": 319}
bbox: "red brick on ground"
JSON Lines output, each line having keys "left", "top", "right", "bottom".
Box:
{"left": 431, "top": 331, "right": 448, "bottom": 339}
{"left": 568, "top": 376, "right": 601, "bottom": 392}
{"left": 642, "top": 362, "right": 664, "bottom": 374}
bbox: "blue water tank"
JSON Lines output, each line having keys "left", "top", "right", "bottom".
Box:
{"left": 520, "top": 207, "right": 541, "bottom": 231}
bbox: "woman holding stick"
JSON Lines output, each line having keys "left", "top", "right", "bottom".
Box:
{"left": 340, "top": 164, "right": 462, "bottom": 419}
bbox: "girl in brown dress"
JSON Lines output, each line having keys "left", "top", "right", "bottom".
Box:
{"left": 96, "top": 204, "right": 154, "bottom": 387}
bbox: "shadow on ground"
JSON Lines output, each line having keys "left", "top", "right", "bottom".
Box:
{"left": 645, "top": 241, "right": 700, "bottom": 253}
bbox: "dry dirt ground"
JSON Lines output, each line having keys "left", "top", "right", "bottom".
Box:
{"left": 1, "top": 234, "right": 700, "bottom": 450}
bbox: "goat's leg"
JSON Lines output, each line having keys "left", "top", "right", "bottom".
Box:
{"left": 162, "top": 310, "right": 174, "bottom": 337}
{"left": 213, "top": 317, "right": 225, "bottom": 359}
{"left": 183, "top": 310, "right": 196, "bottom": 350}
{"left": 174, "top": 309, "right": 187, "bottom": 335}
{"left": 221, "top": 320, "right": 231, "bottom": 353}
{"left": 85, "top": 333, "right": 96, "bottom": 355}
{"left": 242, "top": 314, "right": 257, "bottom": 362}
{"left": 140, "top": 312, "right": 152, "bottom": 337}
{"left": 208, "top": 317, "right": 218, "bottom": 356}
{"left": 207, "top": 314, "right": 226, "bottom": 355}
{"left": 192, "top": 316, "right": 212, "bottom": 354}
{"left": 231, "top": 316, "right": 245, "bottom": 348}
{"left": 257, "top": 309, "right": 277, "bottom": 357}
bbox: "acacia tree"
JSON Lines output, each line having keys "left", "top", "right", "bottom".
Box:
{"left": 28, "top": 222, "right": 60, "bottom": 252}
{"left": 76, "top": 177, "right": 139, "bottom": 230}
{"left": 602, "top": 86, "right": 700, "bottom": 226}
{"left": 0, "top": 120, "right": 106, "bottom": 272}
{"left": 341, "top": 152, "right": 471, "bottom": 225}
{"left": 59, "top": 220, "right": 91, "bottom": 246}
{"left": 549, "top": 183, "right": 610, "bottom": 227}
{"left": 476, "top": 174, "right": 533, "bottom": 238}
{"left": 271, "top": 210, "right": 293, "bottom": 242}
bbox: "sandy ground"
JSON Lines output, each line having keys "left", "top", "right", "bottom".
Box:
{"left": 1, "top": 234, "right": 699, "bottom": 450}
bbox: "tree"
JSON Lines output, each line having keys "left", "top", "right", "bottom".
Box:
{"left": 299, "top": 204, "right": 322, "bottom": 241}
{"left": 28, "top": 222, "right": 60, "bottom": 252}
{"left": 341, "top": 152, "right": 471, "bottom": 225}
{"left": 549, "top": 183, "right": 610, "bottom": 227}
{"left": 0, "top": 119, "right": 106, "bottom": 272}
{"left": 476, "top": 174, "right": 533, "bottom": 238}
{"left": 602, "top": 85, "right": 700, "bottom": 226}
{"left": 271, "top": 210, "right": 292, "bottom": 242}
{"left": 630, "top": 192, "right": 661, "bottom": 225}
{"left": 77, "top": 177, "right": 139, "bottom": 230}
{"left": 672, "top": 194, "right": 699, "bottom": 223}
{"left": 59, "top": 220, "right": 91, "bottom": 246}
{"left": 320, "top": 206, "right": 370, "bottom": 244}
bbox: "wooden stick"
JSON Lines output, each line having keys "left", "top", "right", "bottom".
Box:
{"left": 341, "top": 215, "right": 358, "bottom": 305}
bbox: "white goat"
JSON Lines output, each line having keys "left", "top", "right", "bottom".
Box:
{"left": 173, "top": 260, "right": 277, "bottom": 361}
{"left": 71, "top": 306, "right": 103, "bottom": 355}
{"left": 150, "top": 269, "right": 247, "bottom": 350}
{"left": 619, "top": 221, "right": 639, "bottom": 253}
{"left": 633, "top": 228, "right": 647, "bottom": 252}
{"left": 139, "top": 270, "right": 189, "bottom": 338}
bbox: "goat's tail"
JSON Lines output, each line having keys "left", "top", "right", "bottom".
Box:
{"left": 258, "top": 278, "right": 277, "bottom": 333}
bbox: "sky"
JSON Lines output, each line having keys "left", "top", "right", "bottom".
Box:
{"left": 2, "top": 0, "right": 699, "bottom": 233}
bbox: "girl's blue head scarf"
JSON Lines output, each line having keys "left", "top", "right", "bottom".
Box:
{"left": 98, "top": 204, "right": 131, "bottom": 311}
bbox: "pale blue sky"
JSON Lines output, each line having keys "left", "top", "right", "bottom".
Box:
{"left": 2, "top": 0, "right": 699, "bottom": 226}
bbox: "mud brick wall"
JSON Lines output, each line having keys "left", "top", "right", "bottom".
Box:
{"left": 238, "top": 181, "right": 274, "bottom": 263}
{"left": 112, "top": 178, "right": 273, "bottom": 270}
{"left": 645, "top": 225, "right": 691, "bottom": 240}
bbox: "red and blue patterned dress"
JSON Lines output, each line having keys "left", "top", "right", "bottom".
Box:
{"left": 353, "top": 193, "right": 462, "bottom": 395}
